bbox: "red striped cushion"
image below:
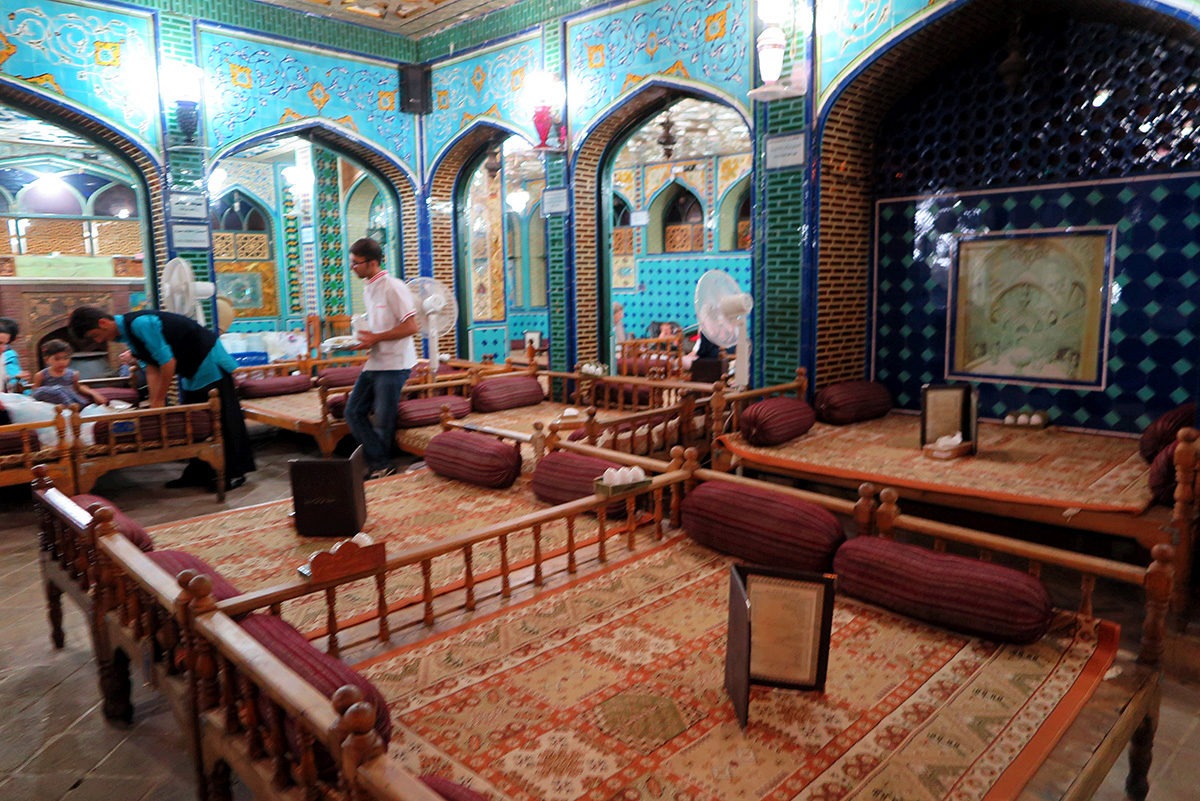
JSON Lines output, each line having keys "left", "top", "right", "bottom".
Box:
{"left": 813, "top": 380, "right": 892, "bottom": 425}
{"left": 238, "top": 613, "right": 391, "bottom": 743}
{"left": 237, "top": 374, "right": 312, "bottom": 398}
{"left": 72, "top": 494, "right": 153, "bottom": 552}
{"left": 421, "top": 776, "right": 489, "bottom": 801}
{"left": 1139, "top": 403, "right": 1195, "bottom": 462}
{"left": 91, "top": 386, "right": 141, "bottom": 404}
{"left": 0, "top": 428, "right": 39, "bottom": 454}
{"left": 471, "top": 375, "right": 544, "bottom": 412}
{"left": 834, "top": 537, "right": 1053, "bottom": 643}
{"left": 1149, "top": 441, "right": 1178, "bottom": 506}
{"left": 739, "top": 397, "right": 816, "bottom": 445}
{"left": 145, "top": 550, "right": 242, "bottom": 601}
{"left": 531, "top": 450, "right": 626, "bottom": 516}
{"left": 681, "top": 481, "right": 843, "bottom": 571}
{"left": 317, "top": 365, "right": 362, "bottom": 388}
{"left": 397, "top": 395, "right": 471, "bottom": 428}
{"left": 326, "top": 393, "right": 347, "bottom": 419}
{"left": 92, "top": 410, "right": 212, "bottom": 443}
{"left": 425, "top": 430, "right": 521, "bottom": 488}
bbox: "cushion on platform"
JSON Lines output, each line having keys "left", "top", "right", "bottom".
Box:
{"left": 739, "top": 397, "right": 816, "bottom": 446}
{"left": 92, "top": 410, "right": 212, "bottom": 443}
{"left": 813, "top": 380, "right": 893, "bottom": 425}
{"left": 833, "top": 536, "right": 1053, "bottom": 643}
{"left": 421, "top": 776, "right": 490, "bottom": 801}
{"left": 237, "top": 374, "right": 312, "bottom": 399}
{"left": 397, "top": 395, "right": 471, "bottom": 428}
{"left": 531, "top": 450, "right": 626, "bottom": 516}
{"left": 1149, "top": 441, "right": 1179, "bottom": 507}
{"left": 145, "top": 550, "right": 242, "bottom": 601}
{"left": 681, "top": 480, "right": 843, "bottom": 571}
{"left": 317, "top": 365, "right": 362, "bottom": 388}
{"left": 0, "top": 428, "right": 39, "bottom": 454}
{"left": 238, "top": 613, "right": 392, "bottom": 743}
{"left": 425, "top": 430, "right": 521, "bottom": 488}
{"left": 1139, "top": 403, "right": 1195, "bottom": 462}
{"left": 91, "top": 386, "right": 141, "bottom": 405}
{"left": 71, "top": 494, "right": 153, "bottom": 552}
{"left": 326, "top": 393, "right": 347, "bottom": 419}
{"left": 471, "top": 375, "right": 544, "bottom": 413}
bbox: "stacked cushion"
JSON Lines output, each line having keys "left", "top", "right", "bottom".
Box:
{"left": 145, "top": 550, "right": 243, "bottom": 601}
{"left": 91, "top": 386, "right": 141, "bottom": 405}
{"left": 237, "top": 374, "right": 312, "bottom": 398}
{"left": 1149, "top": 441, "right": 1179, "bottom": 506}
{"left": 1139, "top": 403, "right": 1195, "bottom": 462}
{"left": 471, "top": 375, "right": 544, "bottom": 412}
{"left": 0, "top": 428, "right": 39, "bottom": 454}
{"left": 531, "top": 450, "right": 626, "bottom": 516}
{"left": 317, "top": 365, "right": 363, "bottom": 388}
{"left": 834, "top": 536, "right": 1053, "bottom": 643}
{"left": 72, "top": 493, "right": 154, "bottom": 552}
{"left": 92, "top": 410, "right": 212, "bottom": 443}
{"left": 238, "top": 613, "right": 392, "bottom": 743}
{"left": 425, "top": 430, "right": 521, "bottom": 488}
{"left": 813, "top": 380, "right": 892, "bottom": 425}
{"left": 397, "top": 395, "right": 471, "bottom": 428}
{"left": 681, "top": 481, "right": 843, "bottom": 571}
{"left": 739, "top": 397, "right": 816, "bottom": 446}
{"left": 326, "top": 393, "right": 348, "bottom": 419}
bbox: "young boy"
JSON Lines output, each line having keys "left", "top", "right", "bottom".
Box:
{"left": 1, "top": 317, "right": 27, "bottom": 393}
{"left": 31, "top": 339, "right": 107, "bottom": 407}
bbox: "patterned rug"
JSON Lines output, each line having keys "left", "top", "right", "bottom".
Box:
{"left": 357, "top": 537, "right": 1117, "bottom": 801}
{"left": 396, "top": 402, "right": 623, "bottom": 455}
{"left": 721, "top": 413, "right": 1151, "bottom": 513}
{"left": 240, "top": 388, "right": 329, "bottom": 423}
{"left": 148, "top": 469, "right": 637, "bottom": 634}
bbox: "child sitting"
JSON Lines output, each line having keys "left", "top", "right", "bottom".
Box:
{"left": 31, "top": 339, "right": 108, "bottom": 408}
{"left": 1, "top": 317, "right": 28, "bottom": 393}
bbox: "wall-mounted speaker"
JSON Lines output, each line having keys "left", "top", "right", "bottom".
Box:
{"left": 400, "top": 65, "right": 432, "bottom": 115}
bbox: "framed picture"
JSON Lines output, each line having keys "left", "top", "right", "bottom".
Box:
{"left": 947, "top": 229, "right": 1113, "bottom": 389}
{"left": 920, "top": 383, "right": 978, "bottom": 457}
{"left": 725, "top": 565, "right": 835, "bottom": 728}
{"left": 215, "top": 261, "right": 278, "bottom": 317}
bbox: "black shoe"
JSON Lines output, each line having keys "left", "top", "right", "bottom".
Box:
{"left": 207, "top": 475, "right": 246, "bottom": 493}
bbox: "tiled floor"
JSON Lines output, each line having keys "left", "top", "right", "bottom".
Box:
{"left": 0, "top": 426, "right": 1197, "bottom": 800}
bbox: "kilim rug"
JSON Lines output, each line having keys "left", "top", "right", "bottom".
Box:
{"left": 721, "top": 413, "right": 1151, "bottom": 513}
{"left": 358, "top": 536, "right": 1118, "bottom": 801}
{"left": 396, "top": 402, "right": 625, "bottom": 455}
{"left": 240, "top": 388, "right": 329, "bottom": 423}
{"left": 148, "top": 468, "right": 646, "bottom": 634}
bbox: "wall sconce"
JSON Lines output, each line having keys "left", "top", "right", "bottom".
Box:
{"left": 748, "top": 0, "right": 808, "bottom": 102}
{"left": 525, "top": 71, "right": 568, "bottom": 151}
{"left": 161, "top": 62, "right": 204, "bottom": 144}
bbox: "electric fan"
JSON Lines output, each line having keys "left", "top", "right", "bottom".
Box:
{"left": 160, "top": 257, "right": 216, "bottom": 323}
{"left": 406, "top": 277, "right": 459, "bottom": 362}
{"left": 694, "top": 269, "right": 754, "bottom": 389}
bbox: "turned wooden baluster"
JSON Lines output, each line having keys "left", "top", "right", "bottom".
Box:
{"left": 531, "top": 422, "right": 546, "bottom": 463}
{"left": 565, "top": 518, "right": 577, "bottom": 573}
{"left": 532, "top": 523, "right": 544, "bottom": 585}
{"left": 375, "top": 572, "right": 389, "bottom": 642}
{"left": 668, "top": 446, "right": 687, "bottom": 528}
{"left": 625, "top": 496, "right": 637, "bottom": 550}
{"left": 420, "top": 560, "right": 434, "bottom": 625}
{"left": 325, "top": 586, "right": 340, "bottom": 658}
{"left": 876, "top": 488, "right": 900, "bottom": 539}
{"left": 854, "top": 483, "right": 877, "bottom": 536}
{"left": 597, "top": 507, "right": 608, "bottom": 562}
{"left": 1171, "top": 427, "right": 1197, "bottom": 628}
{"left": 463, "top": 544, "right": 476, "bottom": 611}
{"left": 499, "top": 534, "right": 512, "bottom": 596}
{"left": 338, "top": 696, "right": 387, "bottom": 801}
{"left": 653, "top": 487, "right": 664, "bottom": 541}
{"left": 1141, "top": 543, "right": 1175, "bottom": 667}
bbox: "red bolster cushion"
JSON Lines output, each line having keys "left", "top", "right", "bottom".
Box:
{"left": 397, "top": 395, "right": 471, "bottom": 428}
{"left": 326, "top": 393, "right": 347, "bottom": 419}
{"left": 0, "top": 428, "right": 39, "bottom": 454}
{"left": 238, "top": 613, "right": 392, "bottom": 743}
{"left": 91, "top": 386, "right": 141, "bottom": 405}
{"left": 145, "top": 550, "right": 242, "bottom": 601}
{"left": 681, "top": 481, "right": 843, "bottom": 571}
{"left": 317, "top": 365, "right": 362, "bottom": 388}
{"left": 531, "top": 450, "right": 626, "bottom": 517}
{"left": 834, "top": 537, "right": 1053, "bottom": 643}
{"left": 72, "top": 494, "right": 154, "bottom": 552}
{"left": 813, "top": 380, "right": 893, "bottom": 425}
{"left": 1139, "top": 403, "right": 1195, "bottom": 462}
{"left": 739, "top": 397, "right": 816, "bottom": 446}
{"left": 425, "top": 430, "right": 521, "bottom": 489}
{"left": 471, "top": 375, "right": 544, "bottom": 412}
{"left": 1149, "top": 441, "right": 1179, "bottom": 506}
{"left": 92, "top": 410, "right": 212, "bottom": 443}
{"left": 237, "top": 374, "right": 312, "bottom": 399}
{"left": 421, "top": 776, "right": 489, "bottom": 801}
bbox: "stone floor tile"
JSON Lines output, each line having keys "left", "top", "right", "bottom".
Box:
{"left": 0, "top": 770, "right": 81, "bottom": 801}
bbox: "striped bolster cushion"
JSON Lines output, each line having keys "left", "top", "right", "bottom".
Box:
{"left": 318, "top": 365, "right": 363, "bottom": 388}
{"left": 834, "top": 537, "right": 1053, "bottom": 643}
{"left": 425, "top": 430, "right": 521, "bottom": 488}
{"left": 92, "top": 410, "right": 212, "bottom": 443}
{"left": 397, "top": 395, "right": 471, "bottom": 428}
{"left": 145, "top": 550, "right": 242, "bottom": 601}
{"left": 531, "top": 450, "right": 626, "bottom": 517}
{"left": 421, "top": 776, "right": 490, "bottom": 801}
{"left": 681, "top": 481, "right": 843, "bottom": 571}
{"left": 813, "top": 380, "right": 892, "bottom": 425}
{"left": 1139, "top": 402, "right": 1195, "bottom": 462}
{"left": 91, "top": 386, "right": 141, "bottom": 405}
{"left": 326, "top": 393, "right": 347, "bottom": 419}
{"left": 72, "top": 494, "right": 154, "bottom": 552}
{"left": 237, "top": 374, "right": 312, "bottom": 398}
{"left": 1149, "top": 441, "right": 1178, "bottom": 506}
{"left": 238, "top": 613, "right": 392, "bottom": 744}
{"left": 471, "top": 375, "right": 544, "bottom": 412}
{"left": 740, "top": 397, "right": 816, "bottom": 445}
{"left": 0, "top": 428, "right": 38, "bottom": 454}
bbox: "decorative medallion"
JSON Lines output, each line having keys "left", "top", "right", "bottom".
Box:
{"left": 645, "top": 33, "right": 659, "bottom": 59}
{"left": 94, "top": 41, "right": 121, "bottom": 67}
{"left": 705, "top": 8, "right": 728, "bottom": 41}
{"left": 377, "top": 90, "right": 396, "bottom": 110}
{"left": 471, "top": 64, "right": 486, "bottom": 94}
{"left": 0, "top": 32, "right": 17, "bottom": 69}
{"left": 308, "top": 82, "right": 331, "bottom": 112}
{"left": 588, "top": 44, "right": 606, "bottom": 68}
{"left": 229, "top": 62, "right": 253, "bottom": 89}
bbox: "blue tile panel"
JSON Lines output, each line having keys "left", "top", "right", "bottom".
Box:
{"left": 874, "top": 174, "right": 1200, "bottom": 433}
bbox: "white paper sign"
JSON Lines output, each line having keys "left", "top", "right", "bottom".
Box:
{"left": 171, "top": 223, "right": 211, "bottom": 250}
{"left": 541, "top": 188, "right": 569, "bottom": 215}
{"left": 630, "top": 210, "right": 650, "bottom": 226}
{"left": 169, "top": 192, "right": 207, "bottom": 219}
{"left": 765, "top": 134, "right": 806, "bottom": 170}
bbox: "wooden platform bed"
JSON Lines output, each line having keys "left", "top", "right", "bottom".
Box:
{"left": 33, "top": 432, "right": 1184, "bottom": 801}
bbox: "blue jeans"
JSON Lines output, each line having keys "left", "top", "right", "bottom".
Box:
{"left": 345, "top": 368, "right": 410, "bottom": 471}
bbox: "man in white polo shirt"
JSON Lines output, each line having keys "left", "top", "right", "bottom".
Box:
{"left": 345, "top": 237, "right": 419, "bottom": 479}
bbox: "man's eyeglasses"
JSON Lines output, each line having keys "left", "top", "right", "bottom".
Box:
{"left": 350, "top": 258, "right": 373, "bottom": 268}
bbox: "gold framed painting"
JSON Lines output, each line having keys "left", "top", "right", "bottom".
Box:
{"left": 215, "top": 261, "right": 278, "bottom": 318}
{"left": 947, "top": 229, "right": 1113, "bottom": 389}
